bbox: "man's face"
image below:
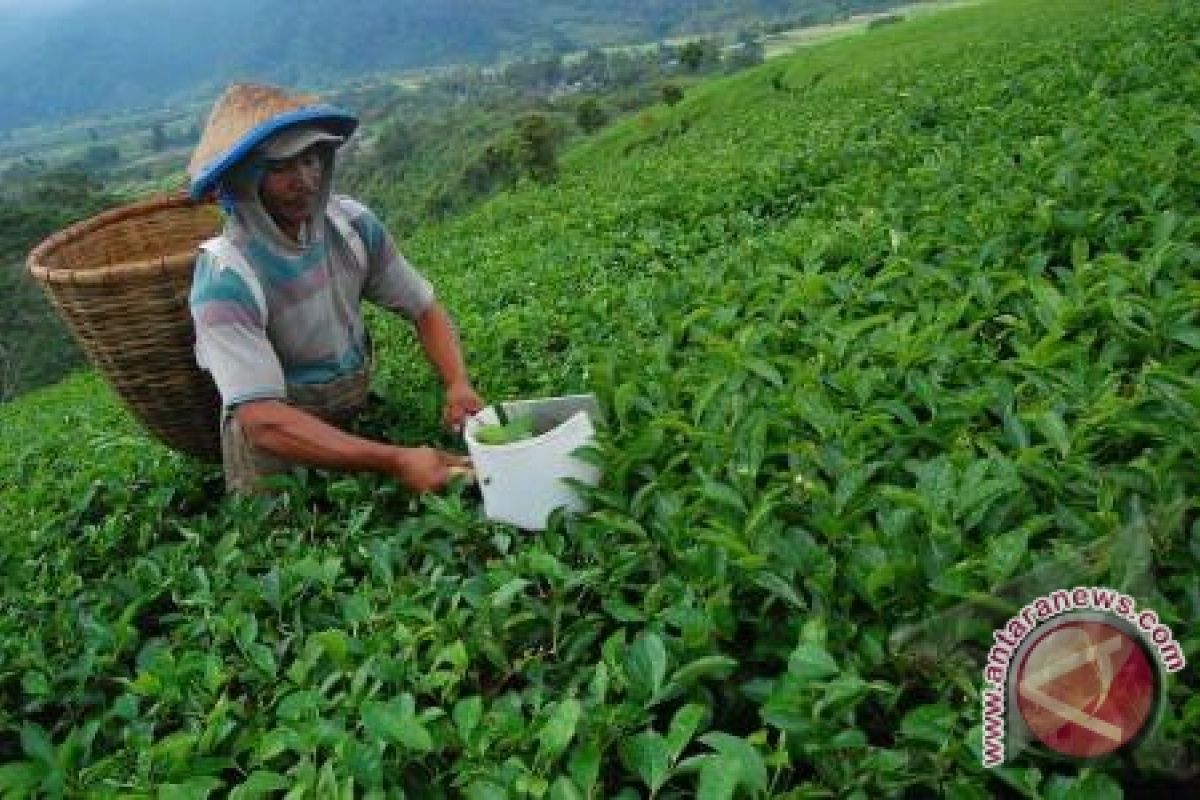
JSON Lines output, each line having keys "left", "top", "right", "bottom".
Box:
{"left": 258, "top": 147, "right": 325, "bottom": 235}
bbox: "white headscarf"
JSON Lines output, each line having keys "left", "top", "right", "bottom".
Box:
{"left": 217, "top": 124, "right": 338, "bottom": 254}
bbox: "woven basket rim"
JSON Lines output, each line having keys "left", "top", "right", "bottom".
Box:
{"left": 29, "top": 252, "right": 200, "bottom": 286}
{"left": 26, "top": 192, "right": 218, "bottom": 287}
{"left": 23, "top": 190, "right": 225, "bottom": 462}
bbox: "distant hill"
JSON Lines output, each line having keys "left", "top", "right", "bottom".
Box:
{"left": 0, "top": 0, "right": 903, "bottom": 132}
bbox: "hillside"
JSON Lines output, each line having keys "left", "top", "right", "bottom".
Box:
{"left": 2, "top": 0, "right": 1198, "bottom": 795}
{"left": 0, "top": 0, "right": 902, "bottom": 133}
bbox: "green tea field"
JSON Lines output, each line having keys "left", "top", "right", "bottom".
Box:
{"left": 1, "top": 0, "right": 1197, "bottom": 796}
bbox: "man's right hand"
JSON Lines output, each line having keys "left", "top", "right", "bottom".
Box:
{"left": 237, "top": 401, "right": 472, "bottom": 493}
{"left": 391, "top": 447, "right": 472, "bottom": 492}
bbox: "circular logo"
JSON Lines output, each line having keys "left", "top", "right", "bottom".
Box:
{"left": 1015, "top": 618, "right": 1159, "bottom": 759}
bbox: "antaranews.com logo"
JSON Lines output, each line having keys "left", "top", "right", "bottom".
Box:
{"left": 980, "top": 586, "right": 1186, "bottom": 767}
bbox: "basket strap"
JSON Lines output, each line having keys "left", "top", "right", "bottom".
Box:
{"left": 327, "top": 203, "right": 369, "bottom": 272}
{"left": 199, "top": 236, "right": 269, "bottom": 320}
{"left": 197, "top": 206, "right": 367, "bottom": 318}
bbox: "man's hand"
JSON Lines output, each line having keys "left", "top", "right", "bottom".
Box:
{"left": 413, "top": 304, "right": 483, "bottom": 432}
{"left": 443, "top": 379, "right": 484, "bottom": 432}
{"left": 237, "top": 401, "right": 471, "bottom": 493}
{"left": 391, "top": 447, "right": 472, "bottom": 492}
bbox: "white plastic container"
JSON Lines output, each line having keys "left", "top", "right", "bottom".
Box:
{"left": 463, "top": 394, "right": 602, "bottom": 530}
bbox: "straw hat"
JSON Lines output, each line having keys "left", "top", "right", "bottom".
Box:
{"left": 187, "top": 83, "right": 357, "bottom": 200}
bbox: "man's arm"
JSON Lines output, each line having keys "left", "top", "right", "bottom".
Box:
{"left": 339, "top": 200, "right": 483, "bottom": 427}
{"left": 414, "top": 301, "right": 484, "bottom": 429}
{"left": 235, "top": 400, "right": 466, "bottom": 491}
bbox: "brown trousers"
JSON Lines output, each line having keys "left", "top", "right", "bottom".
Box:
{"left": 221, "top": 364, "right": 372, "bottom": 494}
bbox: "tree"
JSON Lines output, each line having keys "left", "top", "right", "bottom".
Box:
{"left": 503, "top": 54, "right": 564, "bottom": 89}
{"left": 80, "top": 144, "right": 120, "bottom": 170}
{"left": 569, "top": 48, "right": 609, "bottom": 87}
{"left": 678, "top": 40, "right": 712, "bottom": 72}
{"left": 511, "top": 113, "right": 561, "bottom": 182}
{"left": 661, "top": 84, "right": 685, "bottom": 106}
{"left": 576, "top": 99, "right": 607, "bottom": 134}
{"left": 607, "top": 51, "right": 658, "bottom": 88}
{"left": 375, "top": 120, "right": 417, "bottom": 163}
{"left": 867, "top": 14, "right": 905, "bottom": 31}
{"left": 727, "top": 32, "right": 765, "bottom": 70}
{"left": 150, "top": 123, "right": 167, "bottom": 152}
{"left": 0, "top": 167, "right": 115, "bottom": 400}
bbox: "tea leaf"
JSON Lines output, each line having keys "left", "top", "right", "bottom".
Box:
{"left": 20, "top": 723, "right": 55, "bottom": 766}
{"left": 157, "top": 777, "right": 224, "bottom": 800}
{"left": 229, "top": 772, "right": 290, "bottom": 800}
{"left": 548, "top": 777, "right": 586, "bottom": 800}
{"left": 698, "top": 732, "right": 768, "bottom": 794}
{"left": 624, "top": 633, "right": 669, "bottom": 698}
{"left": 0, "top": 762, "right": 43, "bottom": 794}
{"left": 491, "top": 578, "right": 531, "bottom": 608}
{"left": 985, "top": 530, "right": 1028, "bottom": 584}
{"left": 1034, "top": 409, "right": 1071, "bottom": 458}
{"left": 666, "top": 703, "right": 708, "bottom": 762}
{"left": 466, "top": 782, "right": 509, "bottom": 800}
{"left": 1043, "top": 771, "right": 1123, "bottom": 800}
{"left": 900, "top": 704, "right": 957, "bottom": 746}
{"left": 696, "top": 754, "right": 740, "bottom": 800}
{"left": 620, "top": 731, "right": 671, "bottom": 794}
{"left": 538, "top": 698, "right": 583, "bottom": 761}
{"left": 568, "top": 739, "right": 602, "bottom": 794}
{"left": 751, "top": 572, "right": 807, "bottom": 610}
{"left": 668, "top": 656, "right": 737, "bottom": 690}
{"left": 787, "top": 642, "right": 839, "bottom": 683}
{"left": 361, "top": 700, "right": 434, "bottom": 753}
{"left": 454, "top": 696, "right": 484, "bottom": 743}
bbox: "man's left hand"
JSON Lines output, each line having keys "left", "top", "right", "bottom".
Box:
{"left": 444, "top": 380, "right": 484, "bottom": 432}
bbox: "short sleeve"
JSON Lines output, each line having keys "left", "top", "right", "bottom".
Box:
{"left": 339, "top": 197, "right": 435, "bottom": 320}
{"left": 190, "top": 249, "right": 287, "bottom": 409}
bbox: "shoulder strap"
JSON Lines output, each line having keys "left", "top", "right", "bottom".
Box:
{"left": 326, "top": 202, "right": 369, "bottom": 271}
{"left": 199, "top": 236, "right": 269, "bottom": 320}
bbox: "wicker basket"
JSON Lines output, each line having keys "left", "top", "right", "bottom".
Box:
{"left": 27, "top": 194, "right": 225, "bottom": 462}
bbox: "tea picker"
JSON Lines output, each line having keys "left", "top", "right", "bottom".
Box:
{"left": 184, "top": 83, "right": 493, "bottom": 493}
{"left": 28, "top": 81, "right": 599, "bottom": 515}
{"left": 30, "top": 82, "right": 484, "bottom": 495}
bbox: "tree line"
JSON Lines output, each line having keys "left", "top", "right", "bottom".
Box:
{"left": 339, "top": 36, "right": 762, "bottom": 232}
{"left": 0, "top": 171, "right": 120, "bottom": 402}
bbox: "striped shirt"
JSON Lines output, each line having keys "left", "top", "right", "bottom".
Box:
{"left": 190, "top": 195, "right": 434, "bottom": 409}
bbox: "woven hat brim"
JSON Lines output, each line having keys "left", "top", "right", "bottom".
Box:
{"left": 188, "top": 106, "right": 357, "bottom": 200}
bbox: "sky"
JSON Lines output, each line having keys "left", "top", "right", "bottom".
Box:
{"left": 0, "top": 0, "right": 87, "bottom": 13}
